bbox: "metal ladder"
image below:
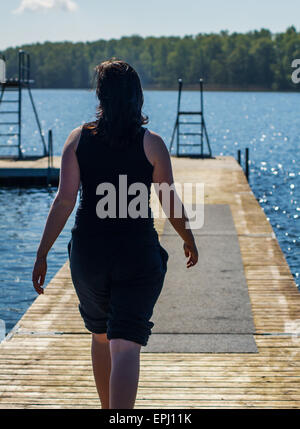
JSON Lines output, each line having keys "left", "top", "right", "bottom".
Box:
{"left": 169, "top": 78, "right": 212, "bottom": 158}
{"left": 0, "top": 50, "right": 47, "bottom": 159}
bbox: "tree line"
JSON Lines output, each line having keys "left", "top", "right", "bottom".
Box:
{"left": 2, "top": 27, "right": 300, "bottom": 90}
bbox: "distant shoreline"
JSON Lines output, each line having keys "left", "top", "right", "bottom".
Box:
{"left": 143, "top": 84, "right": 300, "bottom": 92}
{"left": 3, "top": 29, "right": 300, "bottom": 92}
{"left": 29, "top": 85, "right": 300, "bottom": 92}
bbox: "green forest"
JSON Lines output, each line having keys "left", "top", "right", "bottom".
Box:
{"left": 2, "top": 27, "right": 300, "bottom": 90}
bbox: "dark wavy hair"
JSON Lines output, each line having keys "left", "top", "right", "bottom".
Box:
{"left": 84, "top": 58, "right": 149, "bottom": 147}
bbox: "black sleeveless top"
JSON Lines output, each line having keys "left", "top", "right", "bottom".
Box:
{"left": 71, "top": 125, "right": 156, "bottom": 236}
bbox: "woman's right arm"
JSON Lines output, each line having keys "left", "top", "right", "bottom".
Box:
{"left": 144, "top": 130, "right": 198, "bottom": 268}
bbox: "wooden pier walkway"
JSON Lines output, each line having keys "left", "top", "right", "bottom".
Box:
{"left": 0, "top": 155, "right": 299, "bottom": 408}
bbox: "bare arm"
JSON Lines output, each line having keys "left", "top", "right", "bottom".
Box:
{"left": 144, "top": 129, "right": 198, "bottom": 267}
{"left": 32, "top": 126, "right": 82, "bottom": 294}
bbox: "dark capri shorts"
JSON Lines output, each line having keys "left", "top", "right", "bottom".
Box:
{"left": 67, "top": 229, "right": 168, "bottom": 347}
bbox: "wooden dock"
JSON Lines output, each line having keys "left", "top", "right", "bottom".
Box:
{"left": 0, "top": 155, "right": 299, "bottom": 408}
{"left": 0, "top": 156, "right": 60, "bottom": 186}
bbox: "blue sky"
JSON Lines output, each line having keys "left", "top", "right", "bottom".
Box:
{"left": 1, "top": 0, "right": 299, "bottom": 50}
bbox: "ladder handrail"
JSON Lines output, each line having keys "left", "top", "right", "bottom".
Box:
{"left": 27, "top": 85, "right": 47, "bottom": 156}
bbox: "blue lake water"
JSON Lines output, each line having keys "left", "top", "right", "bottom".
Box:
{"left": 0, "top": 89, "right": 299, "bottom": 334}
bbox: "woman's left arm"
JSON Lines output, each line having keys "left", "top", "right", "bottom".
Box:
{"left": 32, "top": 126, "right": 82, "bottom": 295}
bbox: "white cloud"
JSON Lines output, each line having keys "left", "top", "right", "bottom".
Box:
{"left": 13, "top": 0, "right": 78, "bottom": 14}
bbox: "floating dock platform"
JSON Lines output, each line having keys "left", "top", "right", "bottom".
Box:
{"left": 0, "top": 156, "right": 299, "bottom": 408}
{"left": 0, "top": 156, "right": 60, "bottom": 186}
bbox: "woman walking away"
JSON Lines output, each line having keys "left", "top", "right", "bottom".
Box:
{"left": 32, "top": 59, "right": 198, "bottom": 409}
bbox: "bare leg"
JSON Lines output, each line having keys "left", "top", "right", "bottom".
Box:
{"left": 91, "top": 333, "right": 111, "bottom": 409}
{"left": 109, "top": 338, "right": 142, "bottom": 409}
